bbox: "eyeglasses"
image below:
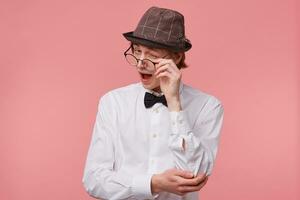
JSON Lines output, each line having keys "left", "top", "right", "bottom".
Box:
{"left": 123, "top": 45, "right": 167, "bottom": 73}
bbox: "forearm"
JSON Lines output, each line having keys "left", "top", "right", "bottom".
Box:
{"left": 166, "top": 96, "right": 182, "bottom": 112}
{"left": 167, "top": 100, "right": 224, "bottom": 176}
{"left": 151, "top": 174, "right": 161, "bottom": 194}
{"left": 168, "top": 133, "right": 215, "bottom": 175}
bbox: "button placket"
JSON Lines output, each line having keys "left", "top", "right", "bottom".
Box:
{"left": 148, "top": 105, "right": 161, "bottom": 173}
{"left": 148, "top": 104, "right": 170, "bottom": 172}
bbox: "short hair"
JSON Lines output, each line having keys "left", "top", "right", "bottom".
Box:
{"left": 176, "top": 52, "right": 188, "bottom": 69}
{"left": 129, "top": 42, "right": 188, "bottom": 69}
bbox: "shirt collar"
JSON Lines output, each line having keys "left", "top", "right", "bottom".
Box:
{"left": 140, "top": 80, "right": 184, "bottom": 97}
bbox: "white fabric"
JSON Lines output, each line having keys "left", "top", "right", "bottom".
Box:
{"left": 82, "top": 81, "right": 224, "bottom": 200}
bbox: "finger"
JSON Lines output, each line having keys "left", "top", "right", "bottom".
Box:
{"left": 179, "top": 176, "right": 209, "bottom": 193}
{"left": 178, "top": 174, "right": 207, "bottom": 186}
{"left": 155, "top": 61, "right": 178, "bottom": 73}
{"left": 155, "top": 59, "right": 177, "bottom": 71}
{"left": 194, "top": 176, "right": 209, "bottom": 190}
{"left": 151, "top": 57, "right": 164, "bottom": 63}
{"left": 157, "top": 70, "right": 182, "bottom": 81}
{"left": 154, "top": 64, "right": 169, "bottom": 75}
{"left": 174, "top": 169, "right": 194, "bottom": 179}
{"left": 194, "top": 173, "right": 207, "bottom": 185}
{"left": 155, "top": 65, "right": 174, "bottom": 77}
{"left": 152, "top": 58, "right": 169, "bottom": 65}
{"left": 156, "top": 71, "right": 172, "bottom": 79}
{"left": 154, "top": 61, "right": 170, "bottom": 72}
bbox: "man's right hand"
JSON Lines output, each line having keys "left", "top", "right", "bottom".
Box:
{"left": 151, "top": 168, "right": 209, "bottom": 196}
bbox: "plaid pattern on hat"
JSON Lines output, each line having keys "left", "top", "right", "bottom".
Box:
{"left": 123, "top": 7, "right": 192, "bottom": 52}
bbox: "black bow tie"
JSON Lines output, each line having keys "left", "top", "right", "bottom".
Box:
{"left": 144, "top": 92, "right": 168, "bottom": 108}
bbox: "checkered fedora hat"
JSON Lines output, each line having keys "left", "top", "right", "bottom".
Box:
{"left": 123, "top": 6, "right": 192, "bottom": 52}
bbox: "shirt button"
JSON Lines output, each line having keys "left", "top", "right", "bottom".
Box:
{"left": 179, "top": 119, "right": 183, "bottom": 124}
{"left": 153, "top": 133, "right": 157, "bottom": 138}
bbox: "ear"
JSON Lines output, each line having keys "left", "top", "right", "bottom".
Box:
{"left": 173, "top": 52, "right": 183, "bottom": 65}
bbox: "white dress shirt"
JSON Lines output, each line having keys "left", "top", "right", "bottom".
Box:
{"left": 82, "top": 81, "right": 224, "bottom": 200}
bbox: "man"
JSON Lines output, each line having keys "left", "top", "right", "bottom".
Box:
{"left": 82, "top": 6, "right": 224, "bottom": 200}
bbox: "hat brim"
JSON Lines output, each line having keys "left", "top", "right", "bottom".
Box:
{"left": 123, "top": 31, "right": 192, "bottom": 52}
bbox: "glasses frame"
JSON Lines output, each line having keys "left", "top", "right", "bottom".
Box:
{"left": 123, "top": 45, "right": 168, "bottom": 70}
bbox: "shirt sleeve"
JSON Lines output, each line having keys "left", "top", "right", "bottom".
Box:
{"left": 168, "top": 96, "right": 224, "bottom": 176}
{"left": 82, "top": 93, "right": 158, "bottom": 200}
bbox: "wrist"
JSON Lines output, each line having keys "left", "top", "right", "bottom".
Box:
{"left": 151, "top": 174, "right": 161, "bottom": 194}
{"left": 167, "top": 97, "right": 182, "bottom": 112}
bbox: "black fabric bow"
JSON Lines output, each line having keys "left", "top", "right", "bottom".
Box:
{"left": 144, "top": 92, "right": 168, "bottom": 108}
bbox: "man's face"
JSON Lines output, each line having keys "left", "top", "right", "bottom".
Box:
{"left": 132, "top": 44, "right": 169, "bottom": 92}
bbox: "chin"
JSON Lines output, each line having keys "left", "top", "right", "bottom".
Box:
{"left": 142, "top": 82, "right": 158, "bottom": 90}
{"left": 144, "top": 84, "right": 161, "bottom": 92}
{"left": 142, "top": 84, "right": 154, "bottom": 89}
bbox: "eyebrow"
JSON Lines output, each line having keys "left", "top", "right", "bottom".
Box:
{"left": 133, "top": 44, "right": 162, "bottom": 55}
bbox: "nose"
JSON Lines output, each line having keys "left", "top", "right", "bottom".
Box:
{"left": 136, "top": 55, "right": 146, "bottom": 69}
{"left": 136, "top": 60, "right": 143, "bottom": 68}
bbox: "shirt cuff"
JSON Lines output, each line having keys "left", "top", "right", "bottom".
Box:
{"left": 132, "top": 174, "right": 158, "bottom": 199}
{"left": 169, "top": 110, "right": 191, "bottom": 136}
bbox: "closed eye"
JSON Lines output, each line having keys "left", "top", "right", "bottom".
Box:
{"left": 148, "top": 55, "right": 158, "bottom": 59}
{"left": 134, "top": 49, "right": 142, "bottom": 54}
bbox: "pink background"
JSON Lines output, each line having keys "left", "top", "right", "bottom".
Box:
{"left": 1, "top": 0, "right": 299, "bottom": 199}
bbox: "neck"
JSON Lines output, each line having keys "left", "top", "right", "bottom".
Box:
{"left": 152, "top": 86, "right": 161, "bottom": 93}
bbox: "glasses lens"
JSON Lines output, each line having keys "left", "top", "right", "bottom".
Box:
{"left": 125, "top": 54, "right": 137, "bottom": 66}
{"left": 125, "top": 54, "right": 156, "bottom": 72}
{"left": 142, "top": 59, "right": 155, "bottom": 72}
